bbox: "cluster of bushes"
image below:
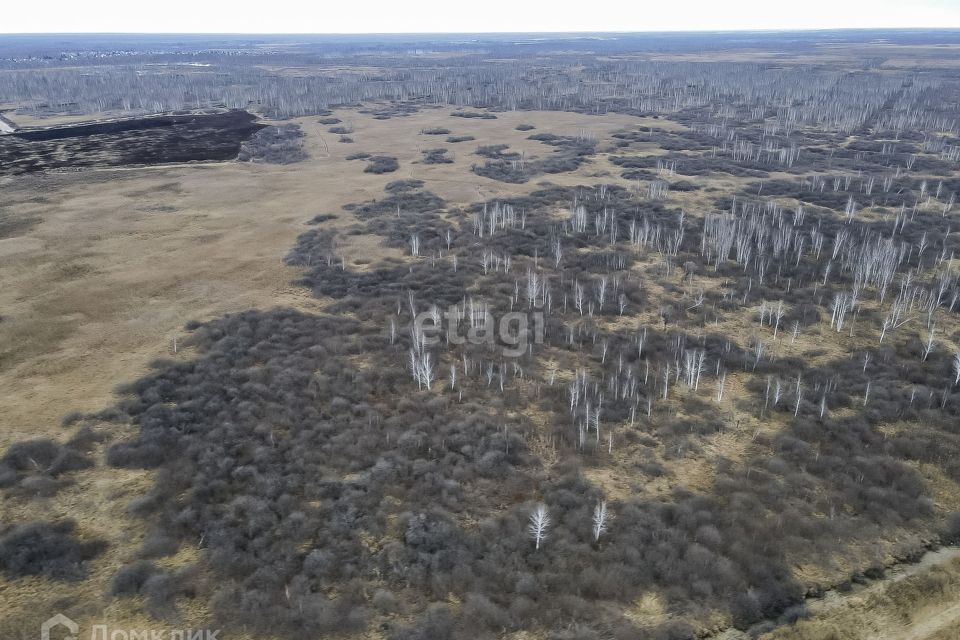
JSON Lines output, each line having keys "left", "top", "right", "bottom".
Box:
{"left": 286, "top": 183, "right": 458, "bottom": 304}
{"left": 98, "top": 308, "right": 547, "bottom": 636}
{"left": 360, "top": 103, "right": 422, "bottom": 119}
{"left": 385, "top": 179, "right": 424, "bottom": 193}
{"left": 421, "top": 148, "right": 453, "bottom": 164}
{"left": 110, "top": 560, "right": 196, "bottom": 618}
{"left": 528, "top": 133, "right": 595, "bottom": 157}
{"left": 0, "top": 520, "right": 105, "bottom": 580}
{"left": 472, "top": 160, "right": 529, "bottom": 183}
{"left": 812, "top": 142, "right": 953, "bottom": 176}
{"left": 610, "top": 127, "right": 652, "bottom": 143}
{"left": 746, "top": 179, "right": 916, "bottom": 209}
{"left": 421, "top": 127, "right": 450, "bottom": 135}
{"left": 364, "top": 156, "right": 400, "bottom": 174}
{"left": 473, "top": 144, "right": 517, "bottom": 160}
{"left": 639, "top": 129, "right": 718, "bottom": 152}
{"left": 451, "top": 111, "right": 497, "bottom": 119}
{"left": 788, "top": 347, "right": 960, "bottom": 485}
{"left": 612, "top": 153, "right": 770, "bottom": 179}
{"left": 98, "top": 315, "right": 774, "bottom": 633}
{"left": 237, "top": 124, "right": 307, "bottom": 164}
{"left": 446, "top": 135, "right": 475, "bottom": 143}
{"left": 304, "top": 258, "right": 467, "bottom": 310}
{"left": 0, "top": 436, "right": 95, "bottom": 497}
{"left": 97, "top": 302, "right": 824, "bottom": 635}
{"left": 340, "top": 181, "right": 446, "bottom": 219}
{"left": 540, "top": 155, "right": 589, "bottom": 174}
{"left": 470, "top": 135, "right": 597, "bottom": 183}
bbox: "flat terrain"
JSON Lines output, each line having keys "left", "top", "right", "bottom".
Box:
{"left": 0, "top": 106, "right": 667, "bottom": 635}
{"left": 0, "top": 107, "right": 651, "bottom": 435}
{"left": 2, "top": 32, "right": 960, "bottom": 640}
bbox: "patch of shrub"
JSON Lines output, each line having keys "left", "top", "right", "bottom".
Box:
{"left": 451, "top": 111, "right": 496, "bottom": 119}
{"left": 475, "top": 144, "right": 518, "bottom": 159}
{"left": 421, "top": 148, "right": 453, "bottom": 164}
{"left": 541, "top": 155, "right": 588, "bottom": 174}
{"left": 237, "top": 124, "right": 307, "bottom": 164}
{"left": 337, "top": 185, "right": 445, "bottom": 221}
{"left": 66, "top": 425, "right": 109, "bottom": 451}
{"left": 942, "top": 512, "right": 960, "bottom": 544}
{"left": 373, "top": 589, "right": 399, "bottom": 613}
{"left": 111, "top": 560, "right": 159, "bottom": 595}
{"left": 0, "top": 520, "right": 105, "bottom": 580}
{"left": 528, "top": 133, "right": 596, "bottom": 157}
{"left": 472, "top": 160, "right": 528, "bottom": 183}
{"left": 364, "top": 156, "right": 399, "bottom": 174}
{"left": 360, "top": 103, "right": 421, "bottom": 119}
{"left": 385, "top": 179, "right": 425, "bottom": 193}
{"left": 0, "top": 438, "right": 93, "bottom": 496}
{"left": 99, "top": 308, "right": 532, "bottom": 636}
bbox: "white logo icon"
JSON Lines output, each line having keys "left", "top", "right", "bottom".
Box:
{"left": 41, "top": 614, "right": 78, "bottom": 640}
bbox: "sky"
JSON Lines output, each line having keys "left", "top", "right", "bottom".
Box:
{"left": 3, "top": 0, "right": 960, "bottom": 33}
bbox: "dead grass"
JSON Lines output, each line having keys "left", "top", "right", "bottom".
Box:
{"left": 762, "top": 557, "right": 960, "bottom": 640}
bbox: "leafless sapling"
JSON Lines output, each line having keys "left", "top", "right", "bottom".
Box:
{"left": 592, "top": 500, "right": 609, "bottom": 542}
{"left": 528, "top": 504, "right": 551, "bottom": 550}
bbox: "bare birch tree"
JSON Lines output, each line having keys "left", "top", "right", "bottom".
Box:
{"left": 528, "top": 504, "right": 551, "bottom": 550}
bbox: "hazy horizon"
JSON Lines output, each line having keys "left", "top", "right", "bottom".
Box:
{"left": 4, "top": 27, "right": 960, "bottom": 35}
{"left": 5, "top": 0, "right": 960, "bottom": 35}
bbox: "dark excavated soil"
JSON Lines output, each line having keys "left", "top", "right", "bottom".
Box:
{"left": 0, "top": 110, "right": 265, "bottom": 175}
